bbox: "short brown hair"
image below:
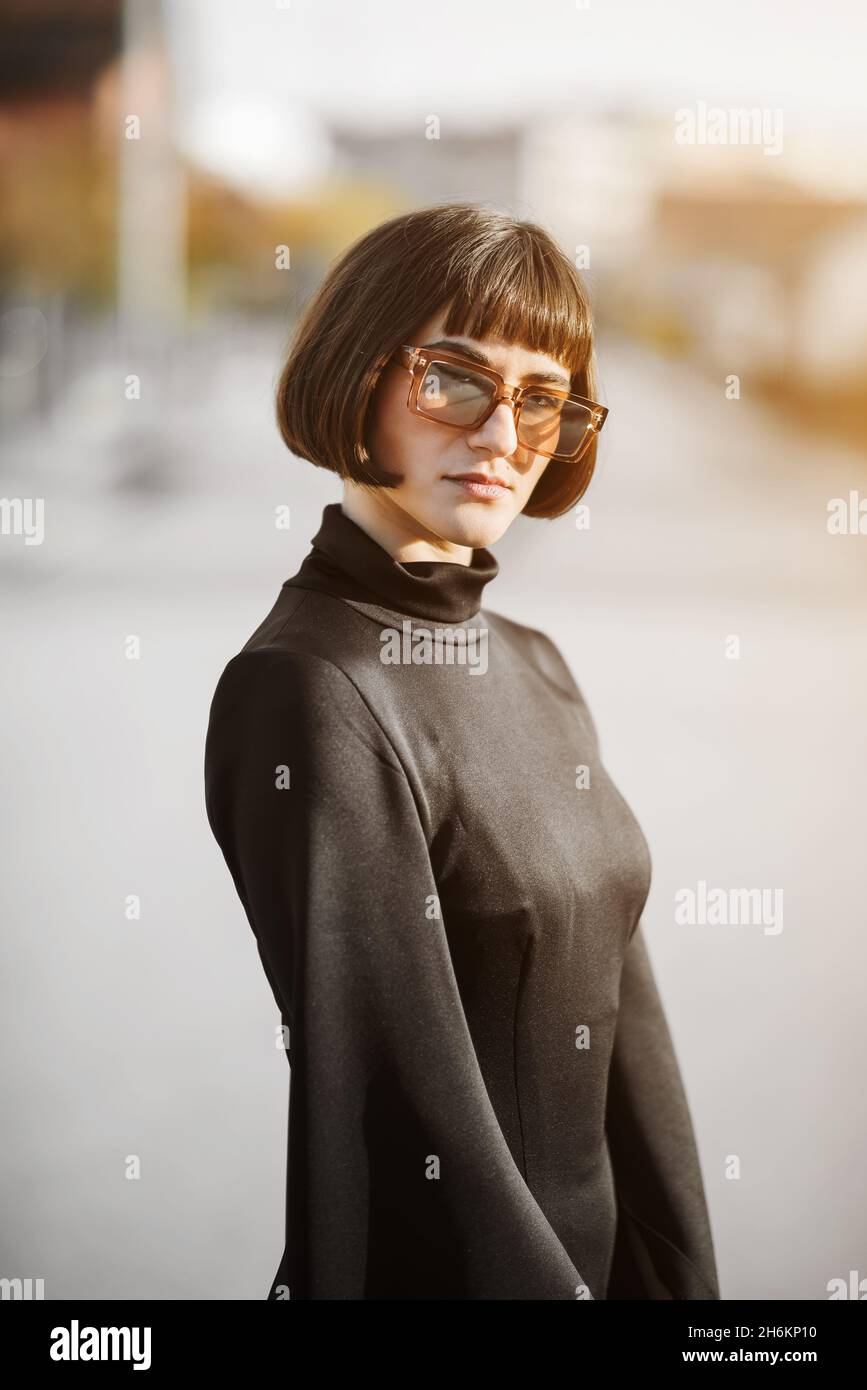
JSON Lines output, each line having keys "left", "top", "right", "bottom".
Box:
{"left": 275, "top": 202, "right": 603, "bottom": 518}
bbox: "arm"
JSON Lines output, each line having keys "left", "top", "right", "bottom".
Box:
{"left": 605, "top": 923, "right": 720, "bottom": 1299}
{"left": 205, "top": 646, "right": 591, "bottom": 1300}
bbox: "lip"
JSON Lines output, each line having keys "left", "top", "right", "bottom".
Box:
{"left": 445, "top": 471, "right": 512, "bottom": 500}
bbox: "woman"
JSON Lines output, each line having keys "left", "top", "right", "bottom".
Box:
{"left": 204, "top": 202, "right": 720, "bottom": 1301}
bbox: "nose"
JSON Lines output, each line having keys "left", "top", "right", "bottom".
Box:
{"left": 468, "top": 399, "right": 519, "bottom": 457}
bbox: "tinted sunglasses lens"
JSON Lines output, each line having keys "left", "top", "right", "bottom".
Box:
{"left": 417, "top": 360, "right": 494, "bottom": 426}
{"left": 518, "top": 394, "right": 595, "bottom": 459}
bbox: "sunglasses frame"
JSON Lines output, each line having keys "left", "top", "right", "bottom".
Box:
{"left": 392, "top": 343, "right": 609, "bottom": 463}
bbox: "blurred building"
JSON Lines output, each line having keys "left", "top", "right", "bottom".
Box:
{"left": 651, "top": 180, "right": 867, "bottom": 379}
{"left": 328, "top": 119, "right": 522, "bottom": 208}
{"left": 520, "top": 105, "right": 867, "bottom": 446}
{"left": 520, "top": 106, "right": 663, "bottom": 280}
{"left": 0, "top": 0, "right": 121, "bottom": 103}
{"left": 0, "top": 0, "right": 122, "bottom": 424}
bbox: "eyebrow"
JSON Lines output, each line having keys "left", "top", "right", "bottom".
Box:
{"left": 420, "top": 339, "right": 572, "bottom": 390}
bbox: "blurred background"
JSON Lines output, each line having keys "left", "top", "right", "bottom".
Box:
{"left": 1, "top": 0, "right": 865, "bottom": 1301}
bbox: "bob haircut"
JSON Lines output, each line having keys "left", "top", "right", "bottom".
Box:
{"left": 275, "top": 202, "right": 604, "bottom": 518}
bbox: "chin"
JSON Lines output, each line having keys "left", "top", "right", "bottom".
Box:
{"left": 431, "top": 501, "right": 515, "bottom": 550}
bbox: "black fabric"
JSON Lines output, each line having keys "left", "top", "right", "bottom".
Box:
{"left": 204, "top": 501, "right": 720, "bottom": 1300}
{"left": 283, "top": 504, "right": 500, "bottom": 623}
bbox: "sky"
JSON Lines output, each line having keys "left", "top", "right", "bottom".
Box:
{"left": 164, "top": 0, "right": 867, "bottom": 199}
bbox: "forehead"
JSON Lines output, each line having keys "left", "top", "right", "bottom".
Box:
{"left": 412, "top": 307, "right": 571, "bottom": 378}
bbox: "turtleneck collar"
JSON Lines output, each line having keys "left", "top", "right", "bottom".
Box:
{"left": 283, "top": 502, "right": 499, "bottom": 623}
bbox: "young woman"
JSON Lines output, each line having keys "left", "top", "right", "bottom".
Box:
{"left": 204, "top": 202, "right": 720, "bottom": 1301}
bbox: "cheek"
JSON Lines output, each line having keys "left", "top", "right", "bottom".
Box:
{"left": 371, "top": 376, "right": 422, "bottom": 448}
{"left": 516, "top": 454, "right": 551, "bottom": 498}
{"left": 369, "top": 381, "right": 455, "bottom": 477}
{"left": 366, "top": 376, "right": 405, "bottom": 447}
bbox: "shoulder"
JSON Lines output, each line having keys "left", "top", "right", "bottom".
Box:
{"left": 204, "top": 644, "right": 411, "bottom": 841}
{"left": 206, "top": 644, "right": 401, "bottom": 767}
{"left": 213, "top": 644, "right": 353, "bottom": 705}
{"left": 485, "top": 607, "right": 579, "bottom": 689}
{"left": 484, "top": 606, "right": 562, "bottom": 664}
{"left": 485, "top": 607, "right": 600, "bottom": 745}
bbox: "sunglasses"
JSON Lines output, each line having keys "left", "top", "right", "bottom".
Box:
{"left": 391, "top": 344, "right": 609, "bottom": 464}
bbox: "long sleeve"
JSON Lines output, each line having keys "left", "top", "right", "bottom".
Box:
{"left": 604, "top": 923, "right": 720, "bottom": 1299}
{"left": 204, "top": 646, "right": 593, "bottom": 1300}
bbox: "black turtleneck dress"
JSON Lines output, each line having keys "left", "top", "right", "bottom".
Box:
{"left": 204, "top": 502, "right": 720, "bottom": 1301}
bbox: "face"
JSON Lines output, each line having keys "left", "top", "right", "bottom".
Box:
{"left": 359, "top": 305, "right": 573, "bottom": 554}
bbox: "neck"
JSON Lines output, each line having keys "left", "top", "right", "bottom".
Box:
{"left": 283, "top": 501, "right": 500, "bottom": 623}
{"left": 341, "top": 483, "right": 474, "bottom": 566}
